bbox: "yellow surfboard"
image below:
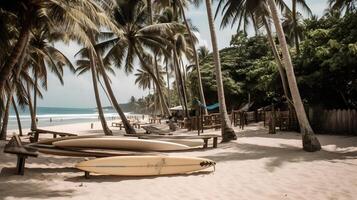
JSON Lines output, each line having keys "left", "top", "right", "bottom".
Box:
{"left": 76, "top": 156, "right": 216, "bottom": 176}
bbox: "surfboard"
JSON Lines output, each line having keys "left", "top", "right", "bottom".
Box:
{"left": 30, "top": 143, "right": 156, "bottom": 157}
{"left": 147, "top": 139, "right": 204, "bottom": 148}
{"left": 75, "top": 156, "right": 216, "bottom": 176}
{"left": 53, "top": 138, "right": 192, "bottom": 151}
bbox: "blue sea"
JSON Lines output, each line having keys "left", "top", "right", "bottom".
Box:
{"left": 7, "top": 106, "right": 127, "bottom": 130}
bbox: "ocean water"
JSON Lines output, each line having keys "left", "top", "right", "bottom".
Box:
{"left": 7, "top": 106, "right": 127, "bottom": 130}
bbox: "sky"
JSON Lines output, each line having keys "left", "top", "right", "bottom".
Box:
{"left": 38, "top": 0, "right": 329, "bottom": 108}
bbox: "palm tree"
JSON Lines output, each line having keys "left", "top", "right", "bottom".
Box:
{"left": 27, "top": 27, "right": 76, "bottom": 130}
{"left": 329, "top": 0, "right": 356, "bottom": 14}
{"left": 77, "top": 46, "right": 113, "bottom": 135}
{"left": 287, "top": 0, "right": 312, "bottom": 54}
{"left": 267, "top": 0, "right": 321, "bottom": 151}
{"left": 198, "top": 46, "right": 210, "bottom": 61}
{"left": 12, "top": 97, "right": 23, "bottom": 136}
{"left": 204, "top": 0, "right": 237, "bottom": 142}
{"left": 98, "top": 0, "right": 175, "bottom": 116}
{"left": 0, "top": 0, "right": 112, "bottom": 92}
{"left": 216, "top": 0, "right": 291, "bottom": 101}
{"left": 155, "top": 0, "right": 208, "bottom": 115}
{"left": 216, "top": 0, "right": 321, "bottom": 151}
{"left": 177, "top": 0, "right": 208, "bottom": 115}
{"left": 135, "top": 67, "right": 166, "bottom": 114}
{"left": 0, "top": 83, "right": 12, "bottom": 139}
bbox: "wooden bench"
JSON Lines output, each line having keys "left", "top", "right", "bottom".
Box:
{"left": 202, "top": 124, "right": 221, "bottom": 130}
{"left": 111, "top": 122, "right": 122, "bottom": 127}
{"left": 138, "top": 134, "right": 219, "bottom": 148}
{"left": 28, "top": 128, "right": 77, "bottom": 143}
{"left": 3, "top": 135, "right": 38, "bottom": 175}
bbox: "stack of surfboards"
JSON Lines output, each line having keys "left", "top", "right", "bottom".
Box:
{"left": 31, "top": 136, "right": 215, "bottom": 176}
{"left": 30, "top": 136, "right": 204, "bottom": 157}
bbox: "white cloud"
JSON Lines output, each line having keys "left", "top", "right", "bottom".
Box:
{"left": 193, "top": 31, "right": 209, "bottom": 49}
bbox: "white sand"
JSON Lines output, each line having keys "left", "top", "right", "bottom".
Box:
{"left": 1, "top": 122, "right": 357, "bottom": 200}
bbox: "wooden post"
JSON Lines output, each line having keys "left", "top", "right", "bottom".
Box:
{"left": 263, "top": 107, "right": 266, "bottom": 127}
{"left": 269, "top": 103, "right": 276, "bottom": 134}
{"left": 213, "top": 137, "right": 218, "bottom": 148}
{"left": 197, "top": 107, "right": 200, "bottom": 136}
{"left": 16, "top": 155, "right": 27, "bottom": 175}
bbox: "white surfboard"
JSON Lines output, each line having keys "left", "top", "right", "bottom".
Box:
{"left": 75, "top": 156, "right": 216, "bottom": 176}
{"left": 147, "top": 139, "right": 204, "bottom": 148}
{"left": 53, "top": 138, "right": 192, "bottom": 151}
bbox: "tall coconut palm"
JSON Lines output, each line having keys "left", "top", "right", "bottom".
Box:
{"left": 267, "top": 0, "right": 321, "bottom": 151}
{"left": 97, "top": 0, "right": 178, "bottom": 116}
{"left": 26, "top": 28, "right": 76, "bottom": 130}
{"left": 0, "top": 83, "right": 13, "bottom": 139}
{"left": 204, "top": 0, "right": 237, "bottom": 142}
{"left": 76, "top": 46, "right": 113, "bottom": 135}
{"left": 135, "top": 66, "right": 166, "bottom": 113}
{"left": 12, "top": 97, "right": 23, "bottom": 136}
{"left": 329, "top": 0, "right": 356, "bottom": 14}
{"left": 88, "top": 31, "right": 137, "bottom": 135}
{"left": 216, "top": 0, "right": 291, "bottom": 101}
{"left": 0, "top": 0, "right": 113, "bottom": 92}
{"left": 155, "top": 0, "right": 208, "bottom": 115}
{"left": 287, "top": 0, "right": 312, "bottom": 54}
{"left": 198, "top": 46, "right": 210, "bottom": 61}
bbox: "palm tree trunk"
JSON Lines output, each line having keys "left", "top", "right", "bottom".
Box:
{"left": 147, "top": 0, "right": 153, "bottom": 24}
{"left": 154, "top": 53, "right": 164, "bottom": 115}
{"left": 263, "top": 17, "right": 291, "bottom": 100}
{"left": 26, "top": 82, "right": 37, "bottom": 131}
{"left": 88, "top": 49, "right": 112, "bottom": 136}
{"left": 292, "top": 0, "right": 300, "bottom": 54}
{"left": 173, "top": 64, "right": 185, "bottom": 111}
{"left": 95, "top": 49, "right": 136, "bottom": 134}
{"left": 178, "top": 1, "right": 208, "bottom": 115}
{"left": 0, "top": 92, "right": 12, "bottom": 140}
{"left": 165, "top": 61, "right": 171, "bottom": 107}
{"left": 12, "top": 97, "right": 23, "bottom": 136}
{"left": 204, "top": 0, "right": 237, "bottom": 142}
{"left": 172, "top": 1, "right": 178, "bottom": 21}
{"left": 0, "top": 24, "right": 31, "bottom": 92}
{"left": 173, "top": 49, "right": 189, "bottom": 118}
{"left": 134, "top": 47, "right": 171, "bottom": 116}
{"left": 267, "top": 0, "right": 321, "bottom": 152}
{"left": 33, "top": 71, "right": 38, "bottom": 119}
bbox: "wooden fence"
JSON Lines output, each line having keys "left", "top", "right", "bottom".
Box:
{"left": 308, "top": 108, "right": 357, "bottom": 135}
{"left": 188, "top": 107, "right": 357, "bottom": 135}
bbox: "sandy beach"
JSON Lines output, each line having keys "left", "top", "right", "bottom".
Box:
{"left": 1, "top": 122, "right": 356, "bottom": 200}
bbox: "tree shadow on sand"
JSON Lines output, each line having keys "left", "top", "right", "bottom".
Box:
{"left": 236, "top": 123, "right": 357, "bottom": 148}
{"left": 203, "top": 142, "right": 357, "bottom": 172}
{"left": 0, "top": 177, "right": 75, "bottom": 200}
{"left": 64, "top": 170, "right": 214, "bottom": 183}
